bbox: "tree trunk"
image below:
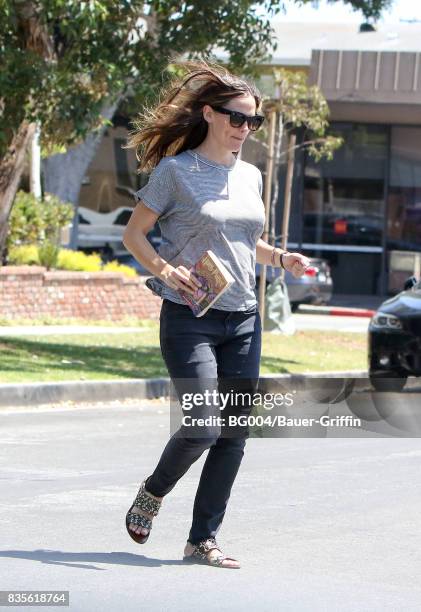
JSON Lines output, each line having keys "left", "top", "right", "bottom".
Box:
{"left": 0, "top": 121, "right": 36, "bottom": 258}
{"left": 258, "top": 108, "right": 277, "bottom": 328}
{"left": 42, "top": 98, "right": 121, "bottom": 248}
{"left": 42, "top": 10, "right": 158, "bottom": 209}
{"left": 0, "top": 0, "right": 54, "bottom": 258}
{"left": 280, "top": 132, "right": 297, "bottom": 280}
{"left": 42, "top": 99, "right": 121, "bottom": 205}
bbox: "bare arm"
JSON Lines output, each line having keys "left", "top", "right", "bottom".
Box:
{"left": 256, "top": 239, "right": 286, "bottom": 267}
{"left": 122, "top": 202, "right": 202, "bottom": 295}
{"left": 256, "top": 238, "right": 310, "bottom": 278}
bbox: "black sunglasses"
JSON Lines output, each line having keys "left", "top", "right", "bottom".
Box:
{"left": 211, "top": 106, "right": 265, "bottom": 131}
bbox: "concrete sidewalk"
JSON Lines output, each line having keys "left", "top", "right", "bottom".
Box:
{"left": 0, "top": 325, "right": 150, "bottom": 336}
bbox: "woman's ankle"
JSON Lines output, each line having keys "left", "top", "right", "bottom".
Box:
{"left": 144, "top": 476, "right": 163, "bottom": 500}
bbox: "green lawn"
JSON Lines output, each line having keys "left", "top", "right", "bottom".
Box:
{"left": 0, "top": 324, "right": 368, "bottom": 383}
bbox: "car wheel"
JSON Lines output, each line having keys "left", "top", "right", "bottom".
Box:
{"left": 369, "top": 374, "right": 407, "bottom": 393}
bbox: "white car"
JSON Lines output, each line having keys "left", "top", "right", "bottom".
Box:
{"left": 76, "top": 206, "right": 134, "bottom": 256}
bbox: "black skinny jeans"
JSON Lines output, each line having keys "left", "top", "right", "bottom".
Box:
{"left": 146, "top": 298, "right": 262, "bottom": 545}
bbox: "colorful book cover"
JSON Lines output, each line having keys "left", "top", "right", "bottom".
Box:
{"left": 177, "top": 250, "right": 235, "bottom": 317}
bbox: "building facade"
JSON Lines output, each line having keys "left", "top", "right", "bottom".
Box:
{"left": 244, "top": 22, "right": 421, "bottom": 296}
{"left": 78, "top": 22, "right": 421, "bottom": 296}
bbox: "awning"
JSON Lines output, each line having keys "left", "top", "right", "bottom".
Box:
{"left": 309, "top": 49, "right": 421, "bottom": 106}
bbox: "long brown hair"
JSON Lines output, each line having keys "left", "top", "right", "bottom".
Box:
{"left": 125, "top": 58, "right": 262, "bottom": 172}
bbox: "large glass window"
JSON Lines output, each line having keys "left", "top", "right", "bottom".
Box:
{"left": 303, "top": 123, "right": 388, "bottom": 247}
{"left": 388, "top": 126, "right": 421, "bottom": 250}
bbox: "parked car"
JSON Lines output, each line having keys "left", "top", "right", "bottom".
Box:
{"left": 77, "top": 206, "right": 161, "bottom": 262}
{"left": 368, "top": 276, "right": 421, "bottom": 391}
{"left": 77, "top": 206, "right": 135, "bottom": 257}
{"left": 255, "top": 257, "right": 333, "bottom": 310}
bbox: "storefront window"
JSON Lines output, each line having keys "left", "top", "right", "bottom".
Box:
{"left": 388, "top": 126, "right": 421, "bottom": 251}
{"left": 303, "top": 123, "right": 388, "bottom": 247}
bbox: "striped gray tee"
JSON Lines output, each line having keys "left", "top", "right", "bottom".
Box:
{"left": 134, "top": 149, "right": 265, "bottom": 311}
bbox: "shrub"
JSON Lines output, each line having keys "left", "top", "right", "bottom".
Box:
{"left": 103, "top": 261, "right": 137, "bottom": 277}
{"left": 38, "top": 240, "right": 60, "bottom": 270}
{"left": 7, "top": 244, "right": 39, "bottom": 265}
{"left": 7, "top": 191, "right": 73, "bottom": 249}
{"left": 57, "top": 249, "right": 102, "bottom": 272}
{"left": 7, "top": 244, "right": 137, "bottom": 278}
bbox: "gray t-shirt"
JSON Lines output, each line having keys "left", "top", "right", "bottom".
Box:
{"left": 133, "top": 149, "right": 265, "bottom": 311}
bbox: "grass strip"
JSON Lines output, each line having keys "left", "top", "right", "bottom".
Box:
{"left": 0, "top": 326, "right": 367, "bottom": 383}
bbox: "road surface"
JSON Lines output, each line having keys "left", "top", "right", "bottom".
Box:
{"left": 1, "top": 397, "right": 421, "bottom": 611}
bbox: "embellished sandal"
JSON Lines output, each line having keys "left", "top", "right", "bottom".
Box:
{"left": 125, "top": 478, "right": 162, "bottom": 544}
{"left": 182, "top": 537, "right": 240, "bottom": 569}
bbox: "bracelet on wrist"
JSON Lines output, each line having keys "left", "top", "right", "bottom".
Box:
{"left": 270, "top": 246, "right": 289, "bottom": 268}
{"left": 280, "top": 250, "right": 289, "bottom": 269}
{"left": 270, "top": 247, "right": 275, "bottom": 267}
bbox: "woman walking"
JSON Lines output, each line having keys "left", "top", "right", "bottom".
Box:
{"left": 123, "top": 59, "right": 309, "bottom": 569}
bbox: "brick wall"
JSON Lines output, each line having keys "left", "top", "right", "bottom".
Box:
{"left": 0, "top": 266, "right": 161, "bottom": 321}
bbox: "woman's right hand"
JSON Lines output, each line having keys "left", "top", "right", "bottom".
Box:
{"left": 159, "top": 264, "right": 203, "bottom": 295}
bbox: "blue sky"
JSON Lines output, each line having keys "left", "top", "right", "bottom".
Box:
{"left": 276, "top": 0, "right": 421, "bottom": 23}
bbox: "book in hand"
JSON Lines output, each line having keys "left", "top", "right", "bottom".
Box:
{"left": 177, "top": 250, "right": 235, "bottom": 317}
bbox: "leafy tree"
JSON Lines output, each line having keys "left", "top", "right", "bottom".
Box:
{"left": 0, "top": 0, "right": 281, "bottom": 253}
{"left": 337, "top": 0, "right": 393, "bottom": 22}
{"left": 251, "top": 68, "right": 343, "bottom": 256}
{"left": 0, "top": 0, "right": 393, "bottom": 255}
{"left": 272, "top": 68, "right": 343, "bottom": 162}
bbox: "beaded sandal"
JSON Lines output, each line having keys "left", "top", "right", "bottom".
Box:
{"left": 125, "top": 479, "right": 162, "bottom": 544}
{"left": 182, "top": 537, "right": 240, "bottom": 569}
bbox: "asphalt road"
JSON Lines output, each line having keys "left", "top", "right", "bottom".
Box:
{"left": 1, "top": 397, "right": 421, "bottom": 611}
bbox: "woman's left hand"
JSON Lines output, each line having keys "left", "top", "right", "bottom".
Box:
{"left": 282, "top": 252, "right": 311, "bottom": 278}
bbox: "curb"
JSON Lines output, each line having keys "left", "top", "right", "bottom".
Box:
{"left": 0, "top": 372, "right": 368, "bottom": 408}
{"left": 299, "top": 305, "right": 376, "bottom": 318}
{"left": 0, "top": 378, "right": 171, "bottom": 408}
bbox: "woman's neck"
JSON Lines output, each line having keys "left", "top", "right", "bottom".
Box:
{"left": 191, "top": 143, "right": 236, "bottom": 168}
